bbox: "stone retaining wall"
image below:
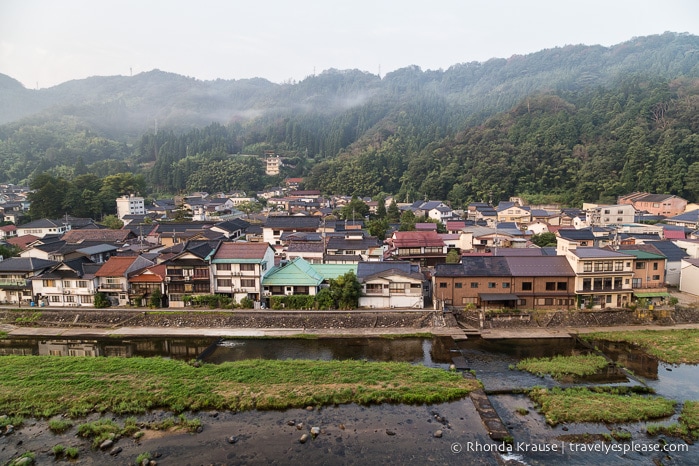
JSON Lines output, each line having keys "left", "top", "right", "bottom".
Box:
{"left": 0, "top": 309, "right": 435, "bottom": 330}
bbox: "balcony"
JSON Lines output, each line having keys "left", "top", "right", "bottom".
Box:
{"left": 0, "top": 279, "right": 30, "bottom": 288}
{"left": 99, "top": 283, "right": 126, "bottom": 290}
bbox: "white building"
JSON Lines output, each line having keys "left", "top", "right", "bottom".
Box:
{"left": 116, "top": 195, "right": 145, "bottom": 220}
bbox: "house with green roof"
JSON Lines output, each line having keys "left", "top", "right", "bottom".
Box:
{"left": 262, "top": 257, "right": 356, "bottom": 298}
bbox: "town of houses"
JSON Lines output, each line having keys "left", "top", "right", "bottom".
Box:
{"left": 1, "top": 181, "right": 699, "bottom": 311}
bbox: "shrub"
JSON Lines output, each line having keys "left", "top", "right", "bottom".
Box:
{"left": 48, "top": 418, "right": 73, "bottom": 434}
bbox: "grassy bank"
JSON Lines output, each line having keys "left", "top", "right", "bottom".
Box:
{"left": 582, "top": 329, "right": 699, "bottom": 364}
{"left": 0, "top": 356, "right": 480, "bottom": 418}
{"left": 516, "top": 354, "right": 609, "bottom": 379}
{"left": 529, "top": 387, "right": 676, "bottom": 426}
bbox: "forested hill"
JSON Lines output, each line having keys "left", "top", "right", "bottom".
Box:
{"left": 2, "top": 32, "right": 699, "bottom": 208}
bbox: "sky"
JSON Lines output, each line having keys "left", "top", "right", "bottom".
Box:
{"left": 1, "top": 0, "right": 698, "bottom": 89}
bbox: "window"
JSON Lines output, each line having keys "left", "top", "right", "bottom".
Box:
{"left": 652, "top": 275, "right": 660, "bottom": 281}
{"left": 43, "top": 279, "right": 56, "bottom": 287}
{"left": 439, "top": 282, "right": 447, "bottom": 288}
{"left": 471, "top": 282, "right": 479, "bottom": 289}
{"left": 545, "top": 282, "right": 555, "bottom": 291}
{"left": 63, "top": 280, "right": 71, "bottom": 288}
{"left": 241, "top": 279, "right": 255, "bottom": 288}
{"left": 76, "top": 280, "right": 88, "bottom": 288}
{"left": 50, "top": 296, "right": 61, "bottom": 302}
{"left": 488, "top": 282, "right": 496, "bottom": 289}
{"left": 614, "top": 261, "right": 624, "bottom": 271}
{"left": 583, "top": 278, "right": 591, "bottom": 291}
{"left": 240, "top": 263, "right": 255, "bottom": 271}
{"left": 636, "top": 262, "right": 645, "bottom": 269}
{"left": 521, "top": 282, "right": 532, "bottom": 291}
{"left": 502, "top": 282, "right": 510, "bottom": 289}
{"left": 653, "top": 262, "right": 658, "bottom": 270}
{"left": 217, "top": 279, "right": 232, "bottom": 287}
{"left": 455, "top": 282, "right": 462, "bottom": 289}
{"left": 217, "top": 263, "right": 231, "bottom": 271}
{"left": 557, "top": 282, "right": 567, "bottom": 291}
{"left": 366, "top": 284, "right": 382, "bottom": 293}
{"left": 583, "top": 262, "right": 592, "bottom": 272}
{"left": 65, "top": 295, "right": 74, "bottom": 303}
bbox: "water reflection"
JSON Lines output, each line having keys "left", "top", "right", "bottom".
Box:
{"left": 203, "top": 337, "right": 454, "bottom": 367}
{"left": 0, "top": 337, "right": 216, "bottom": 360}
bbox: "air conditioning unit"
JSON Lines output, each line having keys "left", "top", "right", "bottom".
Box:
{"left": 184, "top": 277, "right": 191, "bottom": 281}
{"left": 165, "top": 277, "right": 171, "bottom": 282}
{"left": 64, "top": 290, "right": 71, "bottom": 295}
{"left": 263, "top": 291, "right": 271, "bottom": 297}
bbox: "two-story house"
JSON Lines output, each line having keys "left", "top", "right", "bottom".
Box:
{"left": 432, "top": 256, "right": 576, "bottom": 311}
{"left": 263, "top": 216, "right": 321, "bottom": 248}
{"left": 357, "top": 261, "right": 425, "bottom": 309}
{"left": 0, "top": 257, "right": 57, "bottom": 305}
{"left": 207, "top": 242, "right": 275, "bottom": 304}
{"left": 387, "top": 231, "right": 447, "bottom": 267}
{"left": 30, "top": 258, "right": 100, "bottom": 307}
{"left": 95, "top": 255, "right": 155, "bottom": 306}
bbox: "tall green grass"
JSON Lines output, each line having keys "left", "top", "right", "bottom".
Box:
{"left": 582, "top": 329, "right": 699, "bottom": 364}
{"left": 0, "top": 356, "right": 480, "bottom": 418}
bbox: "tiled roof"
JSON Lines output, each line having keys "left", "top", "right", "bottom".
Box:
{"left": 393, "top": 231, "right": 445, "bottom": 248}
{"left": 61, "top": 229, "right": 135, "bottom": 243}
{"left": 505, "top": 256, "right": 575, "bottom": 276}
{"left": 95, "top": 256, "right": 138, "bottom": 277}
{"left": 0, "top": 257, "right": 58, "bottom": 273}
{"left": 264, "top": 216, "right": 321, "bottom": 229}
{"left": 210, "top": 242, "right": 271, "bottom": 260}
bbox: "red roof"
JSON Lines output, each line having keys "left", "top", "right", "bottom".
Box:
{"left": 664, "top": 228, "right": 686, "bottom": 240}
{"left": 6, "top": 234, "right": 39, "bottom": 250}
{"left": 95, "top": 256, "right": 138, "bottom": 277}
{"left": 129, "top": 265, "right": 166, "bottom": 283}
{"left": 393, "top": 231, "right": 445, "bottom": 248}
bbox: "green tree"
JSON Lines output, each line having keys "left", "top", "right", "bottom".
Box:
{"left": 340, "top": 197, "right": 369, "bottom": 221}
{"left": 367, "top": 218, "right": 390, "bottom": 241}
{"left": 531, "top": 232, "right": 557, "bottom": 247}
{"left": 0, "top": 244, "right": 20, "bottom": 259}
{"left": 387, "top": 199, "right": 401, "bottom": 223}
{"left": 446, "top": 249, "right": 461, "bottom": 264}
{"left": 149, "top": 288, "right": 162, "bottom": 308}
{"left": 328, "top": 271, "right": 362, "bottom": 310}
{"left": 376, "top": 196, "right": 387, "bottom": 219}
{"left": 237, "top": 200, "right": 263, "bottom": 218}
{"left": 399, "top": 210, "right": 417, "bottom": 231}
{"left": 100, "top": 215, "right": 124, "bottom": 229}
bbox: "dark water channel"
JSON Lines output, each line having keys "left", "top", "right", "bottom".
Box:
{"left": 2, "top": 335, "right": 699, "bottom": 465}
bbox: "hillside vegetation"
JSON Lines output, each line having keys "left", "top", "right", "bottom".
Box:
{"left": 1, "top": 32, "right": 698, "bottom": 207}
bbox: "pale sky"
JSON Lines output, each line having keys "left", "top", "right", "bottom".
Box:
{"left": 1, "top": 0, "right": 698, "bottom": 89}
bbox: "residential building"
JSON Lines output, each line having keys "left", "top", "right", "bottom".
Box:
{"left": 116, "top": 194, "right": 146, "bottom": 220}
{"left": 585, "top": 204, "right": 636, "bottom": 227}
{"left": 262, "top": 216, "right": 321, "bottom": 247}
{"left": 561, "top": 246, "right": 635, "bottom": 309}
{"left": 163, "top": 240, "right": 218, "bottom": 308}
{"left": 31, "top": 258, "right": 99, "bottom": 307}
{"left": 664, "top": 210, "right": 699, "bottom": 230}
{"left": 387, "top": 231, "right": 447, "bottom": 267}
{"left": 357, "top": 261, "right": 426, "bottom": 309}
{"left": 0, "top": 257, "right": 57, "bottom": 305}
{"left": 679, "top": 259, "right": 699, "bottom": 297}
{"left": 432, "top": 256, "right": 576, "bottom": 311}
{"left": 619, "top": 192, "right": 688, "bottom": 217}
{"left": 208, "top": 242, "right": 275, "bottom": 303}
{"left": 95, "top": 255, "right": 155, "bottom": 306}
{"left": 261, "top": 257, "right": 356, "bottom": 298}
{"left": 128, "top": 264, "right": 167, "bottom": 307}
{"left": 16, "top": 218, "right": 70, "bottom": 238}
{"left": 496, "top": 202, "right": 532, "bottom": 225}
{"left": 325, "top": 231, "right": 381, "bottom": 262}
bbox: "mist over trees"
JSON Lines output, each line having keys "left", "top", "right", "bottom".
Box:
{"left": 2, "top": 32, "right": 699, "bottom": 212}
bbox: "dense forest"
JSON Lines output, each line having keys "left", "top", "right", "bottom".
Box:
{"left": 1, "top": 32, "right": 699, "bottom": 216}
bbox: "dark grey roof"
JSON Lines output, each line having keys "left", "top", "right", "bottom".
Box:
{"left": 505, "top": 256, "right": 575, "bottom": 277}
{"left": 436, "top": 257, "right": 511, "bottom": 277}
{"left": 667, "top": 210, "right": 699, "bottom": 222}
{"left": 264, "top": 216, "right": 321, "bottom": 229}
{"left": 557, "top": 228, "right": 596, "bottom": 241}
{"left": 571, "top": 248, "right": 635, "bottom": 259}
{"left": 495, "top": 248, "right": 546, "bottom": 256}
{"left": 19, "top": 218, "right": 63, "bottom": 229}
{"left": 649, "top": 241, "right": 690, "bottom": 262}
{"left": 326, "top": 236, "right": 380, "bottom": 251}
{"left": 0, "top": 257, "right": 58, "bottom": 273}
{"left": 356, "top": 261, "right": 420, "bottom": 280}
{"left": 214, "top": 219, "right": 250, "bottom": 232}
{"left": 287, "top": 242, "right": 325, "bottom": 253}
{"left": 636, "top": 194, "right": 676, "bottom": 203}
